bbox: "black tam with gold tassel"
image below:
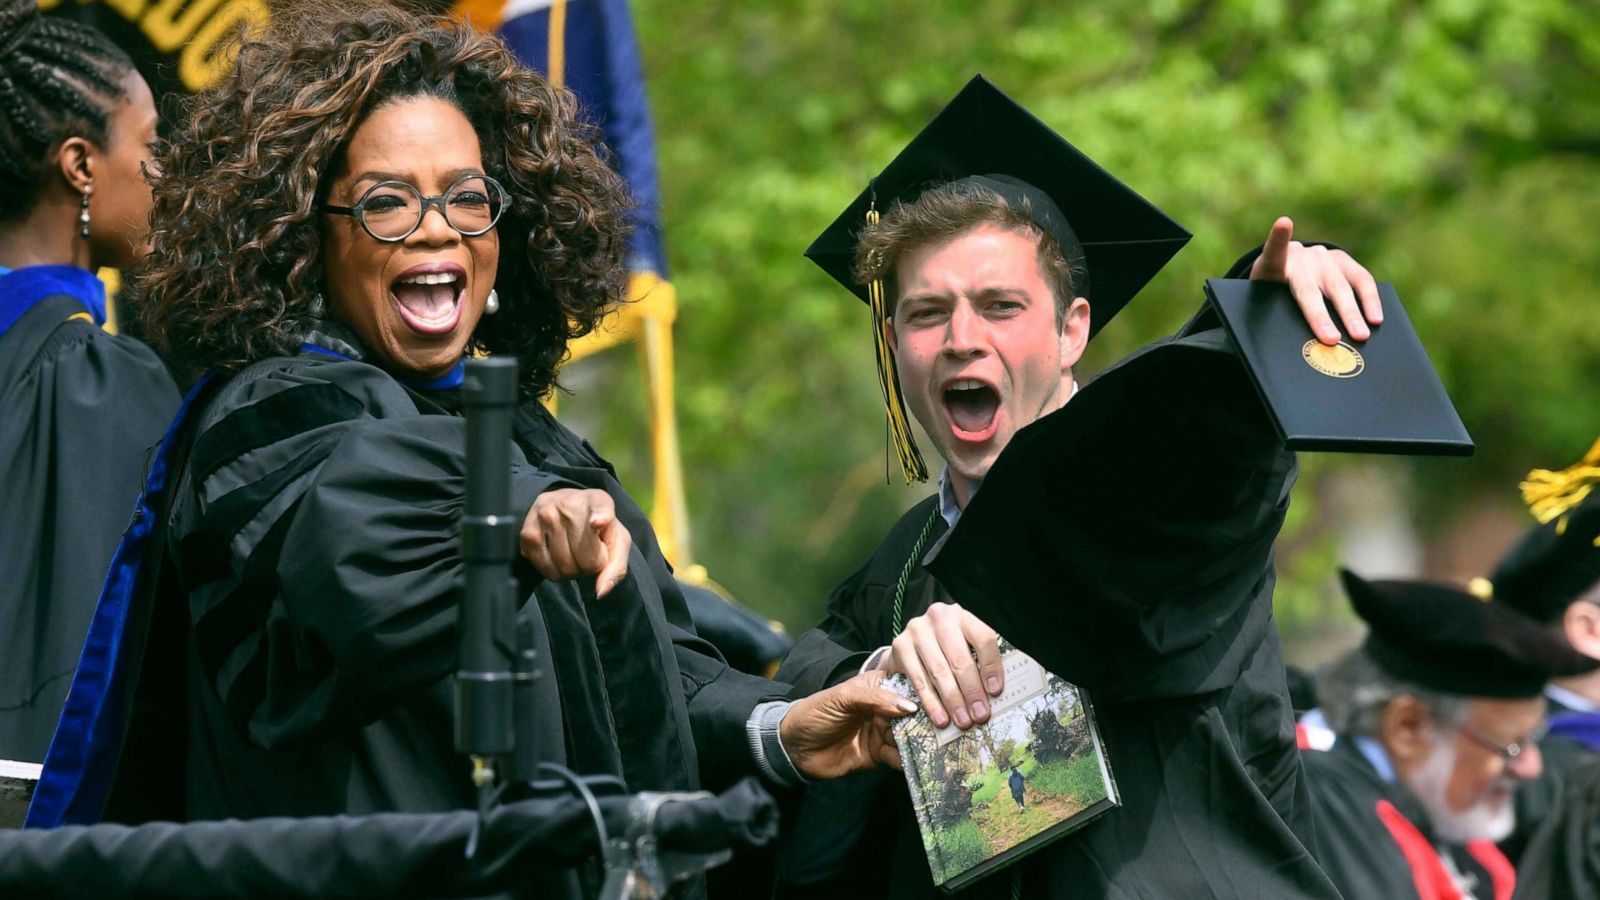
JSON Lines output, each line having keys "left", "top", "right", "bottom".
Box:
{"left": 1486, "top": 437, "right": 1600, "bottom": 622}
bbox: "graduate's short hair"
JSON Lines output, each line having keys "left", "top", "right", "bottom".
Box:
{"left": 0, "top": 1, "right": 136, "bottom": 222}
{"left": 134, "top": 1, "right": 631, "bottom": 400}
{"left": 854, "top": 180, "right": 1084, "bottom": 329}
{"left": 1316, "top": 647, "right": 1470, "bottom": 740}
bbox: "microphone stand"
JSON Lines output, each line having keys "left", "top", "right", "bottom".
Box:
{"left": 457, "top": 356, "right": 520, "bottom": 826}
{"left": 457, "top": 357, "right": 740, "bottom": 898}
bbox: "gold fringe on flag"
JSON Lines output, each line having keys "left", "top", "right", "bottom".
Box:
{"left": 866, "top": 203, "right": 928, "bottom": 484}
{"left": 1520, "top": 436, "right": 1600, "bottom": 534}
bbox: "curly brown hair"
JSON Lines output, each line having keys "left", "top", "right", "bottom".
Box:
{"left": 133, "top": 2, "right": 632, "bottom": 399}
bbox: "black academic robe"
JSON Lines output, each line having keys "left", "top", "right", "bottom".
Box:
{"left": 1302, "top": 740, "right": 1513, "bottom": 900}
{"left": 775, "top": 321, "right": 1340, "bottom": 899}
{"left": 87, "top": 327, "right": 786, "bottom": 829}
{"left": 1513, "top": 757, "right": 1600, "bottom": 900}
{"left": 1506, "top": 693, "right": 1600, "bottom": 865}
{"left": 0, "top": 270, "right": 178, "bottom": 764}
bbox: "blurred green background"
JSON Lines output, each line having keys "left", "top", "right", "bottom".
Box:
{"left": 558, "top": 0, "right": 1600, "bottom": 660}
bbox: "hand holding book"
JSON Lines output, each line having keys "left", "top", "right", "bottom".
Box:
{"left": 780, "top": 670, "right": 918, "bottom": 778}
{"left": 878, "top": 601, "right": 1006, "bottom": 731}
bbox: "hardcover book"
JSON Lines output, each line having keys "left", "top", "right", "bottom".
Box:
{"left": 885, "top": 640, "right": 1119, "bottom": 892}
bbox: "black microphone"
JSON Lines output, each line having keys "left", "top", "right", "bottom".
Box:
{"left": 457, "top": 357, "right": 520, "bottom": 781}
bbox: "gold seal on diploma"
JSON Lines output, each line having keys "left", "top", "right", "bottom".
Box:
{"left": 1302, "top": 339, "right": 1365, "bottom": 378}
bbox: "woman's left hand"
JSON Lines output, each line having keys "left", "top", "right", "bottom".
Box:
{"left": 780, "top": 671, "right": 919, "bottom": 778}
{"left": 520, "top": 488, "right": 632, "bottom": 598}
{"left": 1249, "top": 216, "right": 1383, "bottom": 346}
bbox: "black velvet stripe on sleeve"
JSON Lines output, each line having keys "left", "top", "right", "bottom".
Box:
{"left": 193, "top": 498, "right": 301, "bottom": 726}
{"left": 188, "top": 382, "right": 367, "bottom": 486}
{"left": 196, "top": 439, "right": 336, "bottom": 547}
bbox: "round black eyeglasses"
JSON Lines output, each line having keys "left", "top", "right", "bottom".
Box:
{"left": 321, "top": 174, "right": 509, "bottom": 242}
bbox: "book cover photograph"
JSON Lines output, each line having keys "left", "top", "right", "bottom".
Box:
{"left": 886, "top": 639, "right": 1119, "bottom": 891}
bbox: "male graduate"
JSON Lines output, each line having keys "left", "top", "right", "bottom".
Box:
{"left": 773, "top": 76, "right": 1382, "bottom": 899}
{"left": 1478, "top": 438, "right": 1600, "bottom": 861}
{"left": 1305, "top": 570, "right": 1597, "bottom": 900}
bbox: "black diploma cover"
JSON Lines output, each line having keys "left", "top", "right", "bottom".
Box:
{"left": 1204, "top": 278, "right": 1473, "bottom": 456}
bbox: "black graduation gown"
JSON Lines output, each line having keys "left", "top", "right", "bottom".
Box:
{"left": 1301, "top": 740, "right": 1510, "bottom": 900}
{"left": 0, "top": 272, "right": 179, "bottom": 764}
{"left": 775, "top": 322, "right": 1339, "bottom": 899}
{"left": 1513, "top": 757, "right": 1600, "bottom": 900}
{"left": 82, "top": 332, "right": 786, "bottom": 826}
{"left": 1506, "top": 693, "right": 1600, "bottom": 865}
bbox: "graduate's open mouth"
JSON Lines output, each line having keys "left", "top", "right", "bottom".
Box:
{"left": 391, "top": 263, "right": 465, "bottom": 336}
{"left": 943, "top": 378, "right": 1001, "bottom": 442}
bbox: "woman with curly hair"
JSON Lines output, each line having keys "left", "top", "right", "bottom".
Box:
{"left": 32, "top": 4, "right": 905, "bottom": 832}
{"left": 0, "top": 0, "right": 178, "bottom": 764}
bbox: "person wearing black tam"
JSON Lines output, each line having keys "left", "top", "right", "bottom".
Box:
{"left": 773, "top": 75, "right": 1385, "bottom": 899}
{"left": 1307, "top": 570, "right": 1599, "bottom": 900}
{"left": 1475, "top": 438, "right": 1600, "bottom": 863}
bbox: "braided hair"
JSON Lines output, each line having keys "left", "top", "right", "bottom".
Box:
{"left": 0, "top": 0, "right": 135, "bottom": 222}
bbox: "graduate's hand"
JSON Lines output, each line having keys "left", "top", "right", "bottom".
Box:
{"left": 881, "top": 602, "right": 1003, "bottom": 731}
{"left": 520, "top": 488, "right": 631, "bottom": 598}
{"left": 1249, "top": 216, "right": 1382, "bottom": 345}
{"left": 780, "top": 671, "right": 918, "bottom": 779}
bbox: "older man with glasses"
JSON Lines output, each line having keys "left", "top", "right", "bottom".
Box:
{"left": 1303, "top": 570, "right": 1599, "bottom": 900}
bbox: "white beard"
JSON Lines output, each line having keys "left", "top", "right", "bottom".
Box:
{"left": 1405, "top": 740, "right": 1516, "bottom": 844}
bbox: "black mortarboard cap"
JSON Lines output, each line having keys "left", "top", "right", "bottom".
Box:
{"left": 1484, "top": 438, "right": 1600, "bottom": 623}
{"left": 1341, "top": 569, "right": 1599, "bottom": 699}
{"left": 806, "top": 75, "right": 1192, "bottom": 483}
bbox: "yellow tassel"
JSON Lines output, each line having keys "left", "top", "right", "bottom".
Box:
{"left": 1520, "top": 437, "right": 1600, "bottom": 530}
{"left": 866, "top": 205, "right": 928, "bottom": 485}
{"left": 1467, "top": 577, "right": 1494, "bottom": 601}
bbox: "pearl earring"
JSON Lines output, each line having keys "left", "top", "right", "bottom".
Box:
{"left": 79, "top": 184, "right": 92, "bottom": 240}
{"left": 484, "top": 289, "right": 500, "bottom": 315}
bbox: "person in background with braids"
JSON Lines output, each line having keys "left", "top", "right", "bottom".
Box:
{"left": 0, "top": 0, "right": 177, "bottom": 765}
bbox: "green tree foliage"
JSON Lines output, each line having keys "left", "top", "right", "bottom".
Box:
{"left": 569, "top": 0, "right": 1600, "bottom": 634}
{"left": 995, "top": 737, "right": 1017, "bottom": 771}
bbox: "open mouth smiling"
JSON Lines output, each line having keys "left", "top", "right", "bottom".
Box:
{"left": 391, "top": 265, "right": 465, "bottom": 336}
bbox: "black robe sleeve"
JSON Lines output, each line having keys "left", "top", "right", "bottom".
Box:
{"left": 177, "top": 357, "right": 575, "bottom": 747}
{"left": 774, "top": 500, "right": 943, "bottom": 698}
{"left": 927, "top": 326, "right": 1295, "bottom": 700}
{"left": 507, "top": 407, "right": 795, "bottom": 789}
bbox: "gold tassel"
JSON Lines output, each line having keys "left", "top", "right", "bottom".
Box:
{"left": 1467, "top": 577, "right": 1494, "bottom": 601}
{"left": 1521, "top": 436, "right": 1600, "bottom": 531}
{"left": 866, "top": 204, "right": 928, "bottom": 484}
